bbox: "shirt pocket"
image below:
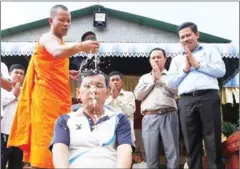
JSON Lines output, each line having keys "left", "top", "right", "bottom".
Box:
{"left": 197, "top": 51, "right": 209, "bottom": 64}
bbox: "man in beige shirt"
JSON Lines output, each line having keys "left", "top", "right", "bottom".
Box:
{"left": 134, "top": 48, "right": 179, "bottom": 169}
{"left": 105, "top": 71, "right": 136, "bottom": 142}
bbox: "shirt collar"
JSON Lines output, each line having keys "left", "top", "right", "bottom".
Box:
{"left": 181, "top": 44, "right": 203, "bottom": 55}
{"left": 119, "top": 89, "right": 124, "bottom": 96}
{"left": 161, "top": 69, "right": 167, "bottom": 75}
{"left": 150, "top": 69, "right": 167, "bottom": 75}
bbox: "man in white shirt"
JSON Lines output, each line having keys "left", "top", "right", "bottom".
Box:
{"left": 105, "top": 71, "right": 136, "bottom": 142}
{"left": 1, "top": 62, "right": 12, "bottom": 92}
{"left": 166, "top": 22, "right": 225, "bottom": 169}
{"left": 1, "top": 64, "right": 25, "bottom": 169}
{"left": 1, "top": 62, "right": 12, "bottom": 120}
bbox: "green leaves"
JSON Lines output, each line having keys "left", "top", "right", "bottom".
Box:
{"left": 222, "top": 121, "right": 238, "bottom": 138}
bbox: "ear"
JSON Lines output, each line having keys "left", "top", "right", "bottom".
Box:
{"left": 196, "top": 31, "right": 200, "bottom": 39}
{"left": 76, "top": 88, "right": 80, "bottom": 98}
{"left": 48, "top": 18, "right": 53, "bottom": 25}
{"left": 149, "top": 56, "right": 153, "bottom": 65}
{"left": 121, "top": 79, "right": 124, "bottom": 88}
{"left": 108, "top": 81, "right": 112, "bottom": 88}
{"left": 164, "top": 56, "right": 167, "bottom": 62}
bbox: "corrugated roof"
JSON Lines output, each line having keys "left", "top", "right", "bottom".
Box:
{"left": 1, "top": 41, "right": 238, "bottom": 58}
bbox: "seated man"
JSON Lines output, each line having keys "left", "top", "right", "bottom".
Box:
{"left": 50, "top": 69, "right": 134, "bottom": 168}
{"left": 1, "top": 62, "right": 13, "bottom": 92}
{"left": 1, "top": 62, "right": 12, "bottom": 120}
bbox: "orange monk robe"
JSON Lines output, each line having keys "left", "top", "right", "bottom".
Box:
{"left": 7, "top": 41, "right": 72, "bottom": 168}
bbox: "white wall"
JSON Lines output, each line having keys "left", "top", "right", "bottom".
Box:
{"left": 2, "top": 15, "right": 180, "bottom": 42}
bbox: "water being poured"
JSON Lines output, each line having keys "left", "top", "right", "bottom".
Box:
{"left": 89, "top": 51, "right": 99, "bottom": 71}
{"left": 94, "top": 54, "right": 97, "bottom": 70}
{"left": 77, "top": 33, "right": 110, "bottom": 122}
{"left": 89, "top": 83, "right": 98, "bottom": 121}
{"left": 79, "top": 32, "right": 99, "bottom": 73}
{"left": 78, "top": 52, "right": 94, "bottom": 73}
{"left": 89, "top": 84, "right": 97, "bottom": 107}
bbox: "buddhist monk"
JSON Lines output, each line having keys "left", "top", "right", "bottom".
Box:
{"left": 7, "top": 4, "right": 99, "bottom": 169}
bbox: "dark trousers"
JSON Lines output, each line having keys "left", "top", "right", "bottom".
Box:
{"left": 1, "top": 133, "right": 23, "bottom": 169}
{"left": 178, "top": 91, "right": 224, "bottom": 169}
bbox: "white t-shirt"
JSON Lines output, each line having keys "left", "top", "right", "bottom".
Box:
{"left": 132, "top": 162, "right": 148, "bottom": 168}
{"left": 50, "top": 107, "right": 134, "bottom": 168}
{"left": 1, "top": 62, "right": 9, "bottom": 78}
{"left": 1, "top": 62, "right": 10, "bottom": 117}
{"left": 1, "top": 89, "right": 17, "bottom": 134}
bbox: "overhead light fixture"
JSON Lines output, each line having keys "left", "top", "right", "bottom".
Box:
{"left": 93, "top": 10, "right": 107, "bottom": 28}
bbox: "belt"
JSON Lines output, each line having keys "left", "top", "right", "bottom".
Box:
{"left": 144, "top": 108, "right": 176, "bottom": 115}
{"left": 180, "top": 89, "right": 217, "bottom": 97}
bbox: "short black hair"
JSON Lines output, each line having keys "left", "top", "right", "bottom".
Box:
{"left": 50, "top": 4, "right": 68, "bottom": 18}
{"left": 80, "top": 69, "right": 109, "bottom": 88}
{"left": 9, "top": 64, "right": 25, "bottom": 73}
{"left": 177, "top": 22, "right": 198, "bottom": 34}
{"left": 81, "top": 31, "right": 96, "bottom": 42}
{"left": 149, "top": 47, "right": 167, "bottom": 58}
{"left": 108, "top": 71, "right": 123, "bottom": 80}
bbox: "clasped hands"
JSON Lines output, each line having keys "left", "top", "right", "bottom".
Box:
{"left": 152, "top": 62, "right": 161, "bottom": 83}
{"left": 12, "top": 82, "right": 21, "bottom": 98}
{"left": 183, "top": 45, "right": 200, "bottom": 73}
{"left": 110, "top": 85, "right": 119, "bottom": 99}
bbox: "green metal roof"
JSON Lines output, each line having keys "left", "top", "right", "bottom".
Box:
{"left": 1, "top": 5, "right": 231, "bottom": 43}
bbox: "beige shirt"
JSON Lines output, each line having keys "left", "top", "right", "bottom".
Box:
{"left": 134, "top": 69, "right": 177, "bottom": 114}
{"left": 105, "top": 89, "right": 136, "bottom": 141}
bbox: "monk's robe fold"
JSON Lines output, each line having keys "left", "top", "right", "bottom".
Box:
{"left": 7, "top": 41, "right": 72, "bottom": 168}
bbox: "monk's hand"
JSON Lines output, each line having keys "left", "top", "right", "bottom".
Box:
{"left": 78, "top": 40, "right": 100, "bottom": 54}
{"left": 69, "top": 70, "right": 80, "bottom": 81}
{"left": 1, "top": 77, "right": 13, "bottom": 91}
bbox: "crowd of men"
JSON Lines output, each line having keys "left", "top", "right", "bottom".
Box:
{"left": 1, "top": 4, "right": 226, "bottom": 169}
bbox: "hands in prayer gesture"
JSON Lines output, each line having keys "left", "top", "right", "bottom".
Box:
{"left": 152, "top": 62, "right": 161, "bottom": 83}
{"left": 183, "top": 44, "right": 200, "bottom": 73}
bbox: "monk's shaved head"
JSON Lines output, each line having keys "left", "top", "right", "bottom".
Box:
{"left": 50, "top": 4, "right": 69, "bottom": 18}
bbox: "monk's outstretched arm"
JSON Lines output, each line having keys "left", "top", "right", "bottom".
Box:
{"left": 1, "top": 77, "right": 12, "bottom": 91}
{"left": 39, "top": 33, "right": 99, "bottom": 58}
